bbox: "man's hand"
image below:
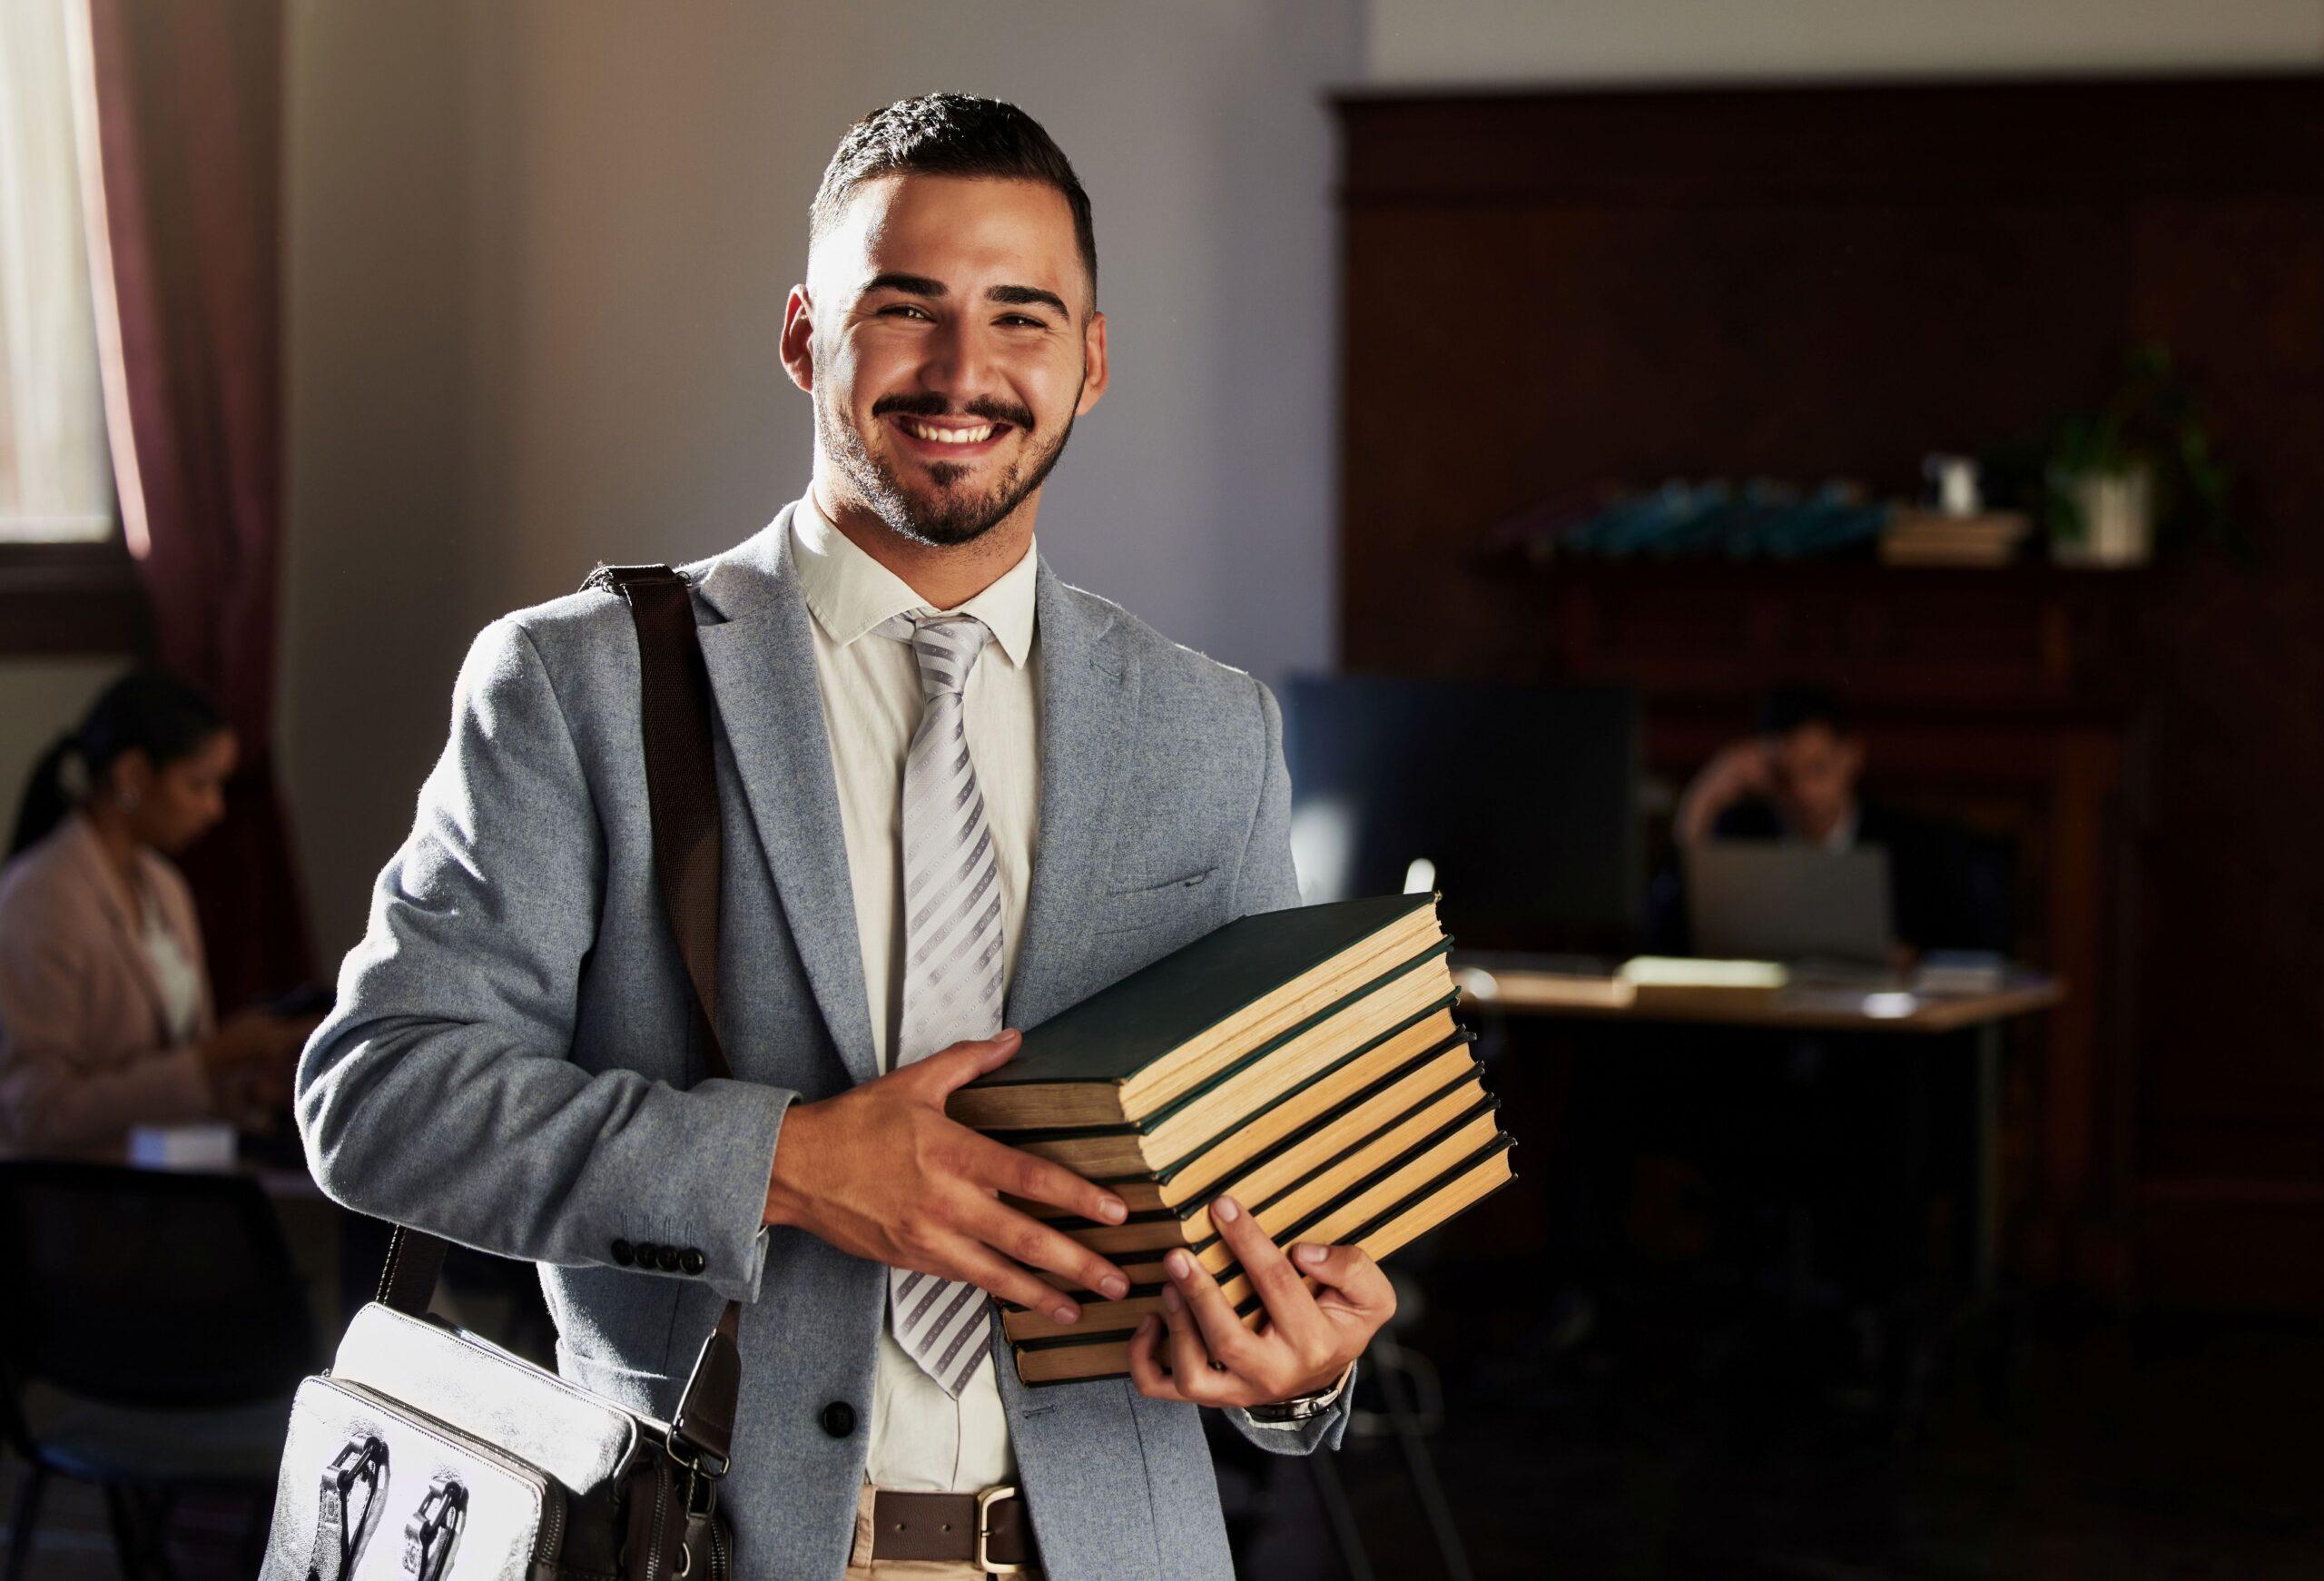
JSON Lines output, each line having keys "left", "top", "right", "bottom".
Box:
{"left": 1126, "top": 1193, "right": 1394, "bottom": 1408}
{"left": 246, "top": 1013, "right": 323, "bottom": 1110}
{"left": 201, "top": 1010, "right": 320, "bottom": 1113}
{"left": 763, "top": 1029, "right": 1134, "bottom": 1326}
{"left": 1675, "top": 736, "right": 1777, "bottom": 845}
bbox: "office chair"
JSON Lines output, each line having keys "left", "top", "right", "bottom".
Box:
{"left": 0, "top": 1159, "right": 316, "bottom": 1580}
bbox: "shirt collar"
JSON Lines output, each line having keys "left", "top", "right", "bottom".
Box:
{"left": 791, "top": 493, "right": 1038, "bottom": 669}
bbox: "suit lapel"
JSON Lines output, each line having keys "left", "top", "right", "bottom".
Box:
{"left": 694, "top": 511, "right": 881, "bottom": 1083}
{"left": 1005, "top": 562, "right": 1139, "bottom": 1031}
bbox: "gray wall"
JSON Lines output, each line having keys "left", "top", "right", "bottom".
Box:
{"left": 1364, "top": 0, "right": 2324, "bottom": 84}
{"left": 281, "top": 0, "right": 1360, "bottom": 956}
{"left": 0, "top": 659, "right": 122, "bottom": 842}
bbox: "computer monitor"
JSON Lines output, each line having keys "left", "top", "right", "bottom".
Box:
{"left": 1284, "top": 675, "right": 1642, "bottom": 953}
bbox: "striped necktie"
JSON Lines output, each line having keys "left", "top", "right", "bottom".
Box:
{"left": 877, "top": 608, "right": 1004, "bottom": 1396}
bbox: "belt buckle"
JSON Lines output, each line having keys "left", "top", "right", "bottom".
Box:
{"left": 976, "top": 1484, "right": 1023, "bottom": 1575}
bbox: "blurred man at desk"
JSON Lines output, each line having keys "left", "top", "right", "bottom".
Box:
{"left": 1663, "top": 687, "right": 2009, "bottom": 955}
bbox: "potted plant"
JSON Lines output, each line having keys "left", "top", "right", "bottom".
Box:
{"left": 2043, "top": 344, "right": 2230, "bottom": 568}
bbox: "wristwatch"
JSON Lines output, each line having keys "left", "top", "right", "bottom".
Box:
{"left": 1245, "top": 1360, "right": 1356, "bottom": 1428}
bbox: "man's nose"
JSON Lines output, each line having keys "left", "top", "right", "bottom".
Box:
{"left": 915, "top": 312, "right": 995, "bottom": 401}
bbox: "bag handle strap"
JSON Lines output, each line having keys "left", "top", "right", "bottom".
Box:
{"left": 378, "top": 562, "right": 743, "bottom": 1471}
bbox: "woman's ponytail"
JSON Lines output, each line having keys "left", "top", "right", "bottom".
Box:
{"left": 10, "top": 734, "right": 85, "bottom": 857}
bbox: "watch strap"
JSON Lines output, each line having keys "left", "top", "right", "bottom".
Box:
{"left": 1246, "top": 1359, "right": 1357, "bottom": 1426}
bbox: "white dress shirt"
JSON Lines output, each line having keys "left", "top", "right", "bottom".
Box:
{"left": 140, "top": 895, "right": 205, "bottom": 1044}
{"left": 789, "top": 493, "right": 1039, "bottom": 1494}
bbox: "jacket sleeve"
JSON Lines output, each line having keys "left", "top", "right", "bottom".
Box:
{"left": 1222, "top": 673, "right": 1354, "bottom": 1455}
{"left": 0, "top": 908, "right": 214, "bottom": 1151}
{"left": 295, "top": 618, "right": 790, "bottom": 1305}
{"left": 1228, "top": 675, "right": 1305, "bottom": 918}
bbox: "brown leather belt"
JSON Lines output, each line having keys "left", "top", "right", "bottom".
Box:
{"left": 871, "top": 1486, "right": 1038, "bottom": 1572}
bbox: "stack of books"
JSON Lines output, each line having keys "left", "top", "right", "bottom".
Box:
{"left": 950, "top": 892, "right": 1515, "bottom": 1385}
{"left": 1879, "top": 509, "right": 2034, "bottom": 567}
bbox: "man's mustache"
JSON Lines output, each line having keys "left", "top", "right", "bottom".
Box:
{"left": 872, "top": 392, "right": 1037, "bottom": 431}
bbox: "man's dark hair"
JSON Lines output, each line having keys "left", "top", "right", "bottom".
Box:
{"left": 1757, "top": 684, "right": 1851, "bottom": 738}
{"left": 811, "top": 93, "right": 1097, "bottom": 298}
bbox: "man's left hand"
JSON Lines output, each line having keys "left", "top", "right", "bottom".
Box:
{"left": 1126, "top": 1193, "right": 1393, "bottom": 1408}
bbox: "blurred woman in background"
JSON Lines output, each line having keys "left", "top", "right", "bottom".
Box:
{"left": 0, "top": 672, "right": 309, "bottom": 1151}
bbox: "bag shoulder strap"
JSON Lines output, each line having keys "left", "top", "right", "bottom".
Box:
{"left": 586, "top": 563, "right": 730, "bottom": 1080}
{"left": 377, "top": 561, "right": 742, "bottom": 1473}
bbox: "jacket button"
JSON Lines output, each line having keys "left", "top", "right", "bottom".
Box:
{"left": 655, "top": 1244, "right": 682, "bottom": 1272}
{"left": 633, "top": 1240, "right": 660, "bottom": 1268}
{"left": 681, "top": 1248, "right": 707, "bottom": 1276}
{"left": 610, "top": 1239, "right": 635, "bottom": 1267}
{"left": 820, "top": 1400, "right": 857, "bottom": 1438}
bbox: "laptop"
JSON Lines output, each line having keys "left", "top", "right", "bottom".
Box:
{"left": 1683, "top": 841, "right": 1896, "bottom": 967}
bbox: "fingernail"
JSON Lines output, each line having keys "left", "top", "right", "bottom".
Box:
{"left": 1295, "top": 1243, "right": 1328, "bottom": 1265}
{"left": 1136, "top": 1315, "right": 1157, "bottom": 1339}
{"left": 1162, "top": 1285, "right": 1184, "bottom": 1315}
{"left": 1166, "top": 1250, "right": 1193, "bottom": 1280}
{"left": 1052, "top": 1302, "right": 1078, "bottom": 1324}
{"left": 1101, "top": 1273, "right": 1129, "bottom": 1299}
{"left": 1098, "top": 1197, "right": 1128, "bottom": 1224}
{"left": 998, "top": 1028, "right": 1021, "bottom": 1042}
{"left": 1213, "top": 1195, "right": 1240, "bottom": 1223}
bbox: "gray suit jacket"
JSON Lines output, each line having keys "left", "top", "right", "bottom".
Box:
{"left": 297, "top": 507, "right": 1344, "bottom": 1580}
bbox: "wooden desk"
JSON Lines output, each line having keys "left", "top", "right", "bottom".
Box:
{"left": 1453, "top": 957, "right": 2064, "bottom": 1298}
{"left": 1454, "top": 963, "right": 2063, "bottom": 1036}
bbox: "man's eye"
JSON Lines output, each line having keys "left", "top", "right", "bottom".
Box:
{"left": 999, "top": 314, "right": 1046, "bottom": 329}
{"left": 880, "top": 303, "right": 932, "bottom": 321}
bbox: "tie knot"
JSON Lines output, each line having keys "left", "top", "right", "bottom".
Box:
{"left": 881, "top": 610, "right": 994, "bottom": 701}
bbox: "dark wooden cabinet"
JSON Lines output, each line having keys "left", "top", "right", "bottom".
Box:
{"left": 1335, "top": 77, "right": 2324, "bottom": 1308}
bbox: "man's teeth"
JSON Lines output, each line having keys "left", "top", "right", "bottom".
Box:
{"left": 904, "top": 420, "right": 997, "bottom": 444}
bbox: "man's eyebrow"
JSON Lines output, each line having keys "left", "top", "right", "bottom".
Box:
{"left": 988, "top": 283, "right": 1069, "bottom": 316}
{"left": 863, "top": 272, "right": 946, "bottom": 297}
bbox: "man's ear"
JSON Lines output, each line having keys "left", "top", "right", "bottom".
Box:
{"left": 780, "top": 285, "right": 815, "bottom": 392}
{"left": 1075, "top": 309, "right": 1109, "bottom": 416}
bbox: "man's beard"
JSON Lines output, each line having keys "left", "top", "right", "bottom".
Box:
{"left": 818, "top": 385, "right": 1078, "bottom": 548}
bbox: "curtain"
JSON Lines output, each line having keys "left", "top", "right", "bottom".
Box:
{"left": 75, "top": 0, "right": 310, "bottom": 1008}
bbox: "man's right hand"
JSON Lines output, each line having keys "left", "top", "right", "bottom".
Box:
{"left": 1675, "top": 737, "right": 1777, "bottom": 845}
{"left": 762, "top": 1029, "right": 1133, "bottom": 1327}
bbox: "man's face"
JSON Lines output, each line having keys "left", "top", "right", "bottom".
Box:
{"left": 784, "top": 173, "right": 1108, "bottom": 548}
{"left": 1768, "top": 721, "right": 1863, "bottom": 835}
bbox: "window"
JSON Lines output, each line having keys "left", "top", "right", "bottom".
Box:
{"left": 0, "top": 0, "right": 115, "bottom": 544}
{"left": 0, "top": 0, "right": 142, "bottom": 656}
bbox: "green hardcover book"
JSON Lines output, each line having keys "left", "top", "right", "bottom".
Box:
{"left": 1010, "top": 1133, "right": 1519, "bottom": 1386}
{"left": 1085, "top": 1080, "right": 1499, "bottom": 1276}
{"left": 1002, "top": 1098, "right": 1510, "bottom": 1345}
{"left": 950, "top": 892, "right": 1446, "bottom": 1131}
{"left": 1008, "top": 1004, "right": 1471, "bottom": 1203}
{"left": 1035, "top": 1046, "right": 1487, "bottom": 1255}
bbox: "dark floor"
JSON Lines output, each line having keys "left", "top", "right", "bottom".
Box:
{"left": 9, "top": 1305, "right": 2321, "bottom": 1578}
{"left": 1310, "top": 1299, "right": 2324, "bottom": 1580}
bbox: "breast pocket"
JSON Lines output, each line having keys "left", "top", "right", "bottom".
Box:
{"left": 1095, "top": 865, "right": 1220, "bottom": 936}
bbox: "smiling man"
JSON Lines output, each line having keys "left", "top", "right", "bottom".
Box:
{"left": 299, "top": 94, "right": 1388, "bottom": 1579}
